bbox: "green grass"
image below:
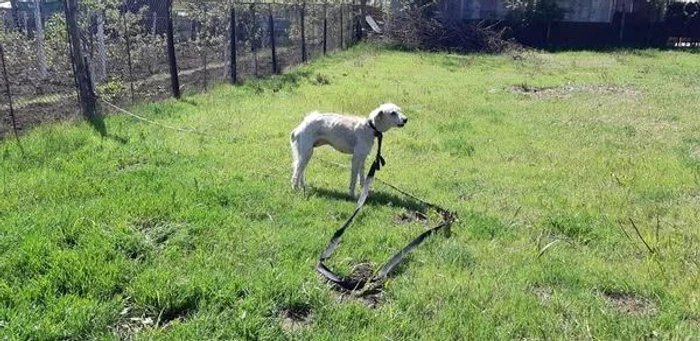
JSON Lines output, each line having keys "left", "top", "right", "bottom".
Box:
{"left": 2, "top": 44, "right": 700, "bottom": 339}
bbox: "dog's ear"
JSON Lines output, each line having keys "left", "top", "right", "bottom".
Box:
{"left": 370, "top": 106, "right": 386, "bottom": 122}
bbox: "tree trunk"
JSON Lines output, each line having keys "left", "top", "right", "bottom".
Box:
{"left": 23, "top": 12, "right": 28, "bottom": 36}
{"left": 9, "top": 0, "right": 20, "bottom": 30}
{"left": 223, "top": 20, "right": 230, "bottom": 79}
{"left": 97, "top": 10, "right": 106, "bottom": 82}
{"left": 33, "top": 0, "right": 47, "bottom": 79}
{"left": 152, "top": 12, "right": 157, "bottom": 35}
{"left": 64, "top": 0, "right": 98, "bottom": 123}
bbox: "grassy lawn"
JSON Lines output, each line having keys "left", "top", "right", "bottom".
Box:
{"left": 1, "top": 44, "right": 699, "bottom": 339}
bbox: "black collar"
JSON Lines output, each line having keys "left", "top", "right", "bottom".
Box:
{"left": 368, "top": 120, "right": 382, "bottom": 137}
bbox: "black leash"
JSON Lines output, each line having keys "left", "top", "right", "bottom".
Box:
{"left": 315, "top": 122, "right": 457, "bottom": 293}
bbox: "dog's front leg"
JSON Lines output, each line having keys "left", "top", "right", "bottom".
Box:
{"left": 350, "top": 153, "right": 367, "bottom": 198}
{"left": 358, "top": 160, "right": 366, "bottom": 189}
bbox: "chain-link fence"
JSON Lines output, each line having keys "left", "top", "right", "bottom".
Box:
{"left": 0, "top": 0, "right": 364, "bottom": 138}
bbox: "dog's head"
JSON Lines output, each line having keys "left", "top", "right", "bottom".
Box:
{"left": 369, "top": 103, "right": 408, "bottom": 132}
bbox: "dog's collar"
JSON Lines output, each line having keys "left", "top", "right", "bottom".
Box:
{"left": 368, "top": 120, "right": 382, "bottom": 138}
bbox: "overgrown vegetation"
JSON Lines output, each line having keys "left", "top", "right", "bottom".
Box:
{"left": 1, "top": 45, "right": 699, "bottom": 339}
{"left": 384, "top": 0, "right": 516, "bottom": 53}
{"left": 504, "top": 0, "right": 564, "bottom": 32}
{"left": 382, "top": 0, "right": 564, "bottom": 52}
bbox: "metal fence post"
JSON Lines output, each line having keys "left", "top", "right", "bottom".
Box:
{"left": 323, "top": 2, "right": 328, "bottom": 55}
{"left": 301, "top": 1, "right": 307, "bottom": 63}
{"left": 269, "top": 4, "right": 278, "bottom": 74}
{"left": 229, "top": 5, "right": 237, "bottom": 83}
{"left": 166, "top": 0, "right": 180, "bottom": 98}
{"left": 340, "top": 4, "right": 344, "bottom": 50}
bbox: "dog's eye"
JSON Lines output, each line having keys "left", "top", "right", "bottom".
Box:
{"left": 391, "top": 111, "right": 397, "bottom": 116}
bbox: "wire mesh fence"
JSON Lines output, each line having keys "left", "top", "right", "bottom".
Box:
{"left": 0, "top": 0, "right": 364, "bottom": 138}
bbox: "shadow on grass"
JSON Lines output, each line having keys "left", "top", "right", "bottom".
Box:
{"left": 179, "top": 98, "right": 198, "bottom": 106}
{"left": 88, "top": 114, "right": 107, "bottom": 138}
{"left": 310, "top": 185, "right": 453, "bottom": 290}
{"left": 87, "top": 113, "right": 130, "bottom": 144}
{"left": 309, "top": 186, "right": 428, "bottom": 214}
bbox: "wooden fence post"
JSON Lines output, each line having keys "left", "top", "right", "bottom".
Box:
{"left": 300, "top": 1, "right": 307, "bottom": 63}
{"left": 64, "top": 0, "right": 97, "bottom": 121}
{"left": 166, "top": 0, "right": 180, "bottom": 98}
{"left": 269, "top": 4, "right": 278, "bottom": 74}
{"left": 229, "top": 5, "right": 237, "bottom": 83}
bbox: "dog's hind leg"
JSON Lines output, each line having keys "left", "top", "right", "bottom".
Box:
{"left": 290, "top": 131, "right": 302, "bottom": 190}
{"left": 296, "top": 149, "right": 312, "bottom": 190}
{"left": 291, "top": 138, "right": 312, "bottom": 191}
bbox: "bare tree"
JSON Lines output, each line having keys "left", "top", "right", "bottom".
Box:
{"left": 33, "top": 0, "right": 47, "bottom": 79}
{"left": 9, "top": 0, "right": 20, "bottom": 30}
{"left": 96, "top": 8, "right": 106, "bottom": 82}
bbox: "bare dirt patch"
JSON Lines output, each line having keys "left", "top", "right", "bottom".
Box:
{"left": 509, "top": 83, "right": 641, "bottom": 99}
{"left": 346, "top": 262, "right": 374, "bottom": 284}
{"left": 333, "top": 288, "right": 383, "bottom": 308}
{"left": 326, "top": 262, "right": 385, "bottom": 308}
{"left": 280, "top": 303, "right": 313, "bottom": 332}
{"left": 531, "top": 285, "right": 553, "bottom": 304}
{"left": 393, "top": 210, "right": 429, "bottom": 224}
{"left": 110, "top": 297, "right": 195, "bottom": 340}
{"left": 684, "top": 314, "right": 700, "bottom": 326}
{"left": 602, "top": 290, "right": 657, "bottom": 316}
{"left": 133, "top": 217, "right": 185, "bottom": 247}
{"left": 689, "top": 145, "right": 700, "bottom": 161}
{"left": 112, "top": 314, "right": 154, "bottom": 341}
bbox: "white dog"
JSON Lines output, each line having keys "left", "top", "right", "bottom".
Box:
{"left": 290, "top": 103, "right": 409, "bottom": 198}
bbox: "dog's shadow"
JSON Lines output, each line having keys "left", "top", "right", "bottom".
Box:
{"left": 308, "top": 186, "right": 428, "bottom": 216}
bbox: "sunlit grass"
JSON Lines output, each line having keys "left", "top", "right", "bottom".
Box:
{"left": 1, "top": 44, "right": 699, "bottom": 339}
